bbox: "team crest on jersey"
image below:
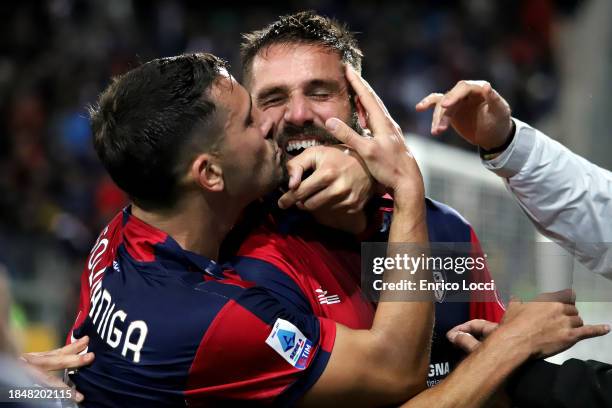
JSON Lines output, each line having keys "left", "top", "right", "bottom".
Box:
{"left": 433, "top": 270, "right": 446, "bottom": 303}
{"left": 266, "top": 318, "right": 313, "bottom": 369}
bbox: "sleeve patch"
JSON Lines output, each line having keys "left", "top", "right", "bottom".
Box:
{"left": 266, "top": 318, "right": 313, "bottom": 370}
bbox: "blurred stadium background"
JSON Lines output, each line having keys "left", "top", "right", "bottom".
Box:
{"left": 1, "top": 0, "right": 611, "bottom": 363}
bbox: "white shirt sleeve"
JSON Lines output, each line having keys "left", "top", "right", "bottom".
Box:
{"left": 482, "top": 118, "right": 612, "bottom": 279}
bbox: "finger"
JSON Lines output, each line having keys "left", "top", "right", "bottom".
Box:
{"left": 447, "top": 331, "right": 480, "bottom": 352}
{"left": 278, "top": 190, "right": 299, "bottom": 209}
{"left": 448, "top": 319, "right": 498, "bottom": 339}
{"left": 435, "top": 83, "right": 487, "bottom": 134}
{"left": 346, "top": 66, "right": 390, "bottom": 116}
{"left": 569, "top": 315, "right": 584, "bottom": 328}
{"left": 57, "top": 336, "right": 90, "bottom": 356}
{"left": 436, "top": 107, "right": 453, "bottom": 133}
{"left": 31, "top": 373, "right": 84, "bottom": 403}
{"left": 23, "top": 351, "right": 95, "bottom": 371}
{"left": 431, "top": 100, "right": 447, "bottom": 135}
{"left": 326, "top": 118, "right": 369, "bottom": 154}
{"left": 440, "top": 80, "right": 490, "bottom": 109}
{"left": 448, "top": 321, "right": 478, "bottom": 335}
{"left": 287, "top": 168, "right": 333, "bottom": 203}
{"left": 279, "top": 169, "right": 331, "bottom": 209}
{"left": 482, "top": 84, "right": 510, "bottom": 115}
{"left": 286, "top": 163, "right": 305, "bottom": 191}
{"left": 573, "top": 324, "right": 611, "bottom": 341}
{"left": 415, "top": 93, "right": 443, "bottom": 112}
{"left": 301, "top": 185, "right": 345, "bottom": 211}
{"left": 74, "top": 389, "right": 85, "bottom": 403}
{"left": 344, "top": 66, "right": 391, "bottom": 135}
{"left": 284, "top": 150, "right": 321, "bottom": 192}
{"left": 40, "top": 373, "right": 72, "bottom": 390}
{"left": 19, "top": 363, "right": 78, "bottom": 399}
{"left": 563, "top": 304, "right": 579, "bottom": 316}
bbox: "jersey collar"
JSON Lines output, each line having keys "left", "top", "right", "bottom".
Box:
{"left": 122, "top": 206, "right": 225, "bottom": 280}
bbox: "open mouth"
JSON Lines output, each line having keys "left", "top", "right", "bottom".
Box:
{"left": 284, "top": 138, "right": 327, "bottom": 156}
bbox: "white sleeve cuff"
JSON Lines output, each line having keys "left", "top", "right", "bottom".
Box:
{"left": 481, "top": 118, "right": 536, "bottom": 178}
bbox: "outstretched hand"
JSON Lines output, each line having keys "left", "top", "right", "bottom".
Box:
{"left": 416, "top": 80, "right": 513, "bottom": 151}
{"left": 447, "top": 290, "right": 610, "bottom": 359}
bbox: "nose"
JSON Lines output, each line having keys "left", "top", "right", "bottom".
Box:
{"left": 283, "top": 94, "right": 315, "bottom": 127}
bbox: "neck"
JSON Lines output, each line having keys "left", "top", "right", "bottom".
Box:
{"left": 131, "top": 193, "right": 242, "bottom": 261}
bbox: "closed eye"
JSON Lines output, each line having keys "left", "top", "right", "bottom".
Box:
{"left": 309, "top": 92, "right": 331, "bottom": 99}
{"left": 261, "top": 95, "right": 286, "bottom": 107}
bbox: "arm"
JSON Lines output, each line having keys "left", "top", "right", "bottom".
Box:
{"left": 299, "top": 66, "right": 434, "bottom": 406}
{"left": 509, "top": 358, "right": 612, "bottom": 407}
{"left": 417, "top": 81, "right": 612, "bottom": 279}
{"left": 400, "top": 291, "right": 609, "bottom": 408}
{"left": 402, "top": 328, "right": 527, "bottom": 408}
{"left": 485, "top": 119, "right": 612, "bottom": 278}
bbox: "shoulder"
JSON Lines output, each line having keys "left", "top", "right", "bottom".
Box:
{"left": 425, "top": 198, "right": 473, "bottom": 242}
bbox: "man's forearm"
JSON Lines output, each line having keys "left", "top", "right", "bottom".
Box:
{"left": 370, "top": 204, "right": 434, "bottom": 394}
{"left": 484, "top": 119, "right": 612, "bottom": 278}
{"left": 401, "top": 329, "right": 531, "bottom": 408}
{"left": 509, "top": 358, "right": 612, "bottom": 407}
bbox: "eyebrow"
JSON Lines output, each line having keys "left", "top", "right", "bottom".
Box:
{"left": 243, "top": 94, "right": 253, "bottom": 126}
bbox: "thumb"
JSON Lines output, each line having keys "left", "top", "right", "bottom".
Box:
{"left": 325, "top": 117, "right": 367, "bottom": 153}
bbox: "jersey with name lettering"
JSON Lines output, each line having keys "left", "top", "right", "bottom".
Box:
{"left": 232, "top": 197, "right": 505, "bottom": 388}
{"left": 66, "top": 207, "right": 335, "bottom": 407}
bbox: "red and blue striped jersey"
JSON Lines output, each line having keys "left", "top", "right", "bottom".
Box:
{"left": 67, "top": 207, "right": 335, "bottom": 407}
{"left": 232, "top": 197, "right": 505, "bottom": 387}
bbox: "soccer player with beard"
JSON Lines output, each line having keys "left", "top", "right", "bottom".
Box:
{"left": 226, "top": 11, "right": 504, "bottom": 389}
{"left": 65, "top": 51, "right": 440, "bottom": 406}
{"left": 47, "top": 50, "right": 607, "bottom": 408}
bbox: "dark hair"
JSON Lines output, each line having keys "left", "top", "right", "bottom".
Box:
{"left": 90, "top": 53, "right": 228, "bottom": 210}
{"left": 240, "top": 11, "right": 363, "bottom": 81}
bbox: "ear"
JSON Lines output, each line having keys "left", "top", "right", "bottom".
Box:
{"left": 190, "top": 154, "right": 224, "bottom": 193}
{"left": 354, "top": 95, "right": 367, "bottom": 130}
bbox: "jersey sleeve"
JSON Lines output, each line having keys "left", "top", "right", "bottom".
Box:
{"left": 468, "top": 228, "right": 505, "bottom": 323}
{"left": 484, "top": 118, "right": 612, "bottom": 279}
{"left": 185, "top": 283, "right": 336, "bottom": 407}
{"left": 231, "top": 256, "right": 313, "bottom": 315}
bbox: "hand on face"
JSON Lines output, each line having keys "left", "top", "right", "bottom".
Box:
{"left": 324, "top": 66, "right": 424, "bottom": 208}
{"left": 416, "top": 80, "right": 513, "bottom": 151}
{"left": 278, "top": 144, "right": 375, "bottom": 214}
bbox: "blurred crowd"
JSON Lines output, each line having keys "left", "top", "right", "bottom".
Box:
{"left": 0, "top": 0, "right": 583, "bottom": 344}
